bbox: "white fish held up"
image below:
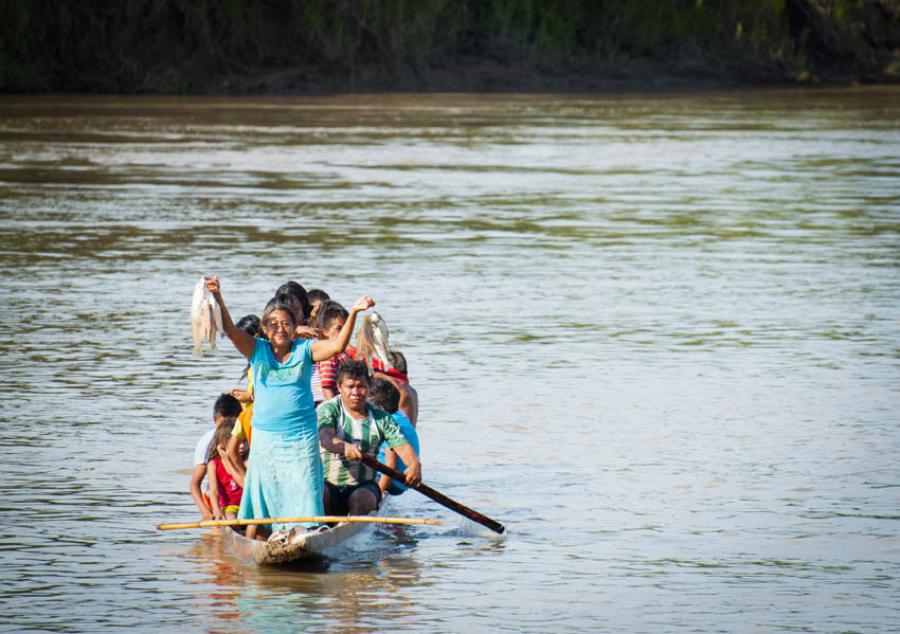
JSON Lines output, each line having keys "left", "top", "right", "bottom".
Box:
{"left": 191, "top": 277, "right": 223, "bottom": 355}
{"left": 362, "top": 311, "right": 394, "bottom": 370}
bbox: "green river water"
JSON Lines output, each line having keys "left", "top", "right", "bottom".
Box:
{"left": 0, "top": 89, "right": 898, "bottom": 632}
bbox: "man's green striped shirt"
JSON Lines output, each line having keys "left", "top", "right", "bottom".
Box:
{"left": 317, "top": 397, "right": 408, "bottom": 486}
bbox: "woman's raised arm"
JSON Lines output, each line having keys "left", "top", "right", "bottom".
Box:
{"left": 311, "top": 295, "right": 374, "bottom": 362}
{"left": 206, "top": 276, "right": 254, "bottom": 359}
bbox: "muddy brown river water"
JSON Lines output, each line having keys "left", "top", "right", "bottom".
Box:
{"left": 0, "top": 89, "right": 898, "bottom": 632}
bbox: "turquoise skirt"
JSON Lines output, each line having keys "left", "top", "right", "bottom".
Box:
{"left": 238, "top": 425, "right": 324, "bottom": 530}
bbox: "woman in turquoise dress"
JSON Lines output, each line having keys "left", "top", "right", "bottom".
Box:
{"left": 205, "top": 277, "right": 374, "bottom": 540}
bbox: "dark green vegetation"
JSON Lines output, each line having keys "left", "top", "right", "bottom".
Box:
{"left": 2, "top": 0, "right": 898, "bottom": 93}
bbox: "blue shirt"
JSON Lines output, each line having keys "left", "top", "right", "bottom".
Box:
{"left": 377, "top": 411, "right": 420, "bottom": 493}
{"left": 250, "top": 337, "right": 316, "bottom": 434}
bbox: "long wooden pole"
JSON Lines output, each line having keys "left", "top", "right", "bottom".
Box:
{"left": 157, "top": 515, "right": 441, "bottom": 531}
{"left": 360, "top": 454, "right": 506, "bottom": 534}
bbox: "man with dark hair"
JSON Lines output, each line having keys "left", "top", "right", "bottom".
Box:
{"left": 318, "top": 360, "right": 421, "bottom": 515}
{"left": 373, "top": 349, "right": 418, "bottom": 426}
{"left": 190, "top": 393, "right": 242, "bottom": 520}
{"left": 368, "top": 377, "right": 400, "bottom": 413}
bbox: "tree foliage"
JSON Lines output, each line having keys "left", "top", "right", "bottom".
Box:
{"left": 1, "top": 0, "right": 897, "bottom": 92}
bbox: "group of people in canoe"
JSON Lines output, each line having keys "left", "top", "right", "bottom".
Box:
{"left": 190, "top": 277, "right": 421, "bottom": 540}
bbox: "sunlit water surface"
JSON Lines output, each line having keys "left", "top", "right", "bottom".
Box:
{"left": 0, "top": 90, "right": 898, "bottom": 632}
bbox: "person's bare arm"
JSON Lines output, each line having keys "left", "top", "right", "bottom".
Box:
{"left": 392, "top": 443, "right": 421, "bottom": 486}
{"left": 319, "top": 427, "right": 364, "bottom": 459}
{"left": 206, "top": 276, "right": 254, "bottom": 359}
{"left": 311, "top": 296, "right": 374, "bottom": 362}
{"left": 190, "top": 463, "right": 212, "bottom": 520}
{"left": 378, "top": 448, "right": 398, "bottom": 493}
{"left": 403, "top": 384, "right": 419, "bottom": 427}
{"left": 230, "top": 389, "right": 253, "bottom": 404}
{"left": 294, "top": 325, "right": 323, "bottom": 340}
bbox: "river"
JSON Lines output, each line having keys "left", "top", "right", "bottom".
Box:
{"left": 0, "top": 89, "right": 898, "bottom": 632}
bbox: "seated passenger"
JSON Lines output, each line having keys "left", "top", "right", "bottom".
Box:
{"left": 274, "top": 281, "right": 311, "bottom": 328}
{"left": 318, "top": 360, "right": 421, "bottom": 515}
{"left": 368, "top": 378, "right": 420, "bottom": 496}
{"left": 190, "top": 393, "right": 242, "bottom": 520}
{"left": 307, "top": 288, "right": 330, "bottom": 324}
{"left": 315, "top": 300, "right": 350, "bottom": 401}
{"left": 207, "top": 420, "right": 245, "bottom": 520}
{"left": 374, "top": 350, "right": 419, "bottom": 427}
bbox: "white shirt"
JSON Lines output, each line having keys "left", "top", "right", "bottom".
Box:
{"left": 193, "top": 428, "right": 215, "bottom": 466}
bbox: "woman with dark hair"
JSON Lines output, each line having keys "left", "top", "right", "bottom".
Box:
{"left": 275, "top": 280, "right": 311, "bottom": 325}
{"left": 204, "top": 276, "right": 374, "bottom": 540}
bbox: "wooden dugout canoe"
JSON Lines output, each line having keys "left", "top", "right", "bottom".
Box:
{"left": 226, "top": 497, "right": 392, "bottom": 565}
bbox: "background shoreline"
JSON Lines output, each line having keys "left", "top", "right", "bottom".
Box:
{"left": 3, "top": 0, "right": 897, "bottom": 95}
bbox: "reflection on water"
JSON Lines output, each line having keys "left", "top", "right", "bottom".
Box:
{"left": 184, "top": 529, "right": 426, "bottom": 632}
{"left": 0, "top": 89, "right": 898, "bottom": 632}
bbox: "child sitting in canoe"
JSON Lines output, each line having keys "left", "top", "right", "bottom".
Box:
{"left": 190, "top": 393, "right": 242, "bottom": 520}
{"left": 315, "top": 300, "right": 350, "bottom": 402}
{"left": 207, "top": 421, "right": 246, "bottom": 520}
{"left": 368, "top": 377, "right": 420, "bottom": 497}
{"left": 376, "top": 350, "right": 419, "bottom": 427}
{"left": 307, "top": 288, "right": 330, "bottom": 324}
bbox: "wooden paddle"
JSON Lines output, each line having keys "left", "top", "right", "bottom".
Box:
{"left": 157, "top": 515, "right": 441, "bottom": 531}
{"left": 360, "top": 454, "right": 506, "bottom": 534}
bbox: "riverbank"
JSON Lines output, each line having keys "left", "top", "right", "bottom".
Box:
{"left": 201, "top": 55, "right": 897, "bottom": 96}
{"left": 1, "top": 0, "right": 897, "bottom": 95}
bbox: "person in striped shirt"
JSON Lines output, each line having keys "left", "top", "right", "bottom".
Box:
{"left": 315, "top": 300, "right": 351, "bottom": 401}
{"left": 318, "top": 360, "right": 421, "bottom": 516}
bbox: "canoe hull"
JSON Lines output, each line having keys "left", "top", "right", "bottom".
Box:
{"left": 227, "top": 498, "right": 391, "bottom": 566}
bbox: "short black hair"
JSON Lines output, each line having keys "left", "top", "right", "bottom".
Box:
{"left": 389, "top": 350, "right": 408, "bottom": 374}
{"left": 315, "top": 300, "right": 349, "bottom": 330}
{"left": 308, "top": 289, "right": 330, "bottom": 304}
{"left": 336, "top": 359, "right": 371, "bottom": 388}
{"left": 368, "top": 378, "right": 400, "bottom": 413}
{"left": 235, "top": 314, "right": 260, "bottom": 337}
{"left": 213, "top": 393, "right": 242, "bottom": 419}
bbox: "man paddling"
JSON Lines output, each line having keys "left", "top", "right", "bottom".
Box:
{"left": 318, "top": 360, "right": 422, "bottom": 515}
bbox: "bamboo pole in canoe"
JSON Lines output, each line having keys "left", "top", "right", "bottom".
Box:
{"left": 157, "top": 515, "right": 442, "bottom": 531}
